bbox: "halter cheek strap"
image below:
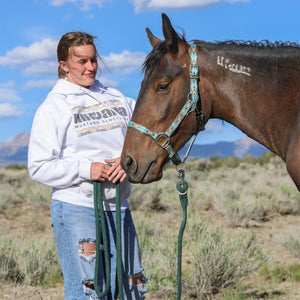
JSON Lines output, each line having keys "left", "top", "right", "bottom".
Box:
{"left": 128, "top": 43, "right": 205, "bottom": 165}
{"left": 190, "top": 44, "right": 205, "bottom": 132}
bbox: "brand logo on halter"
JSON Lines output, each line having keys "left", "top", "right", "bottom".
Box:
{"left": 217, "top": 56, "right": 251, "bottom": 77}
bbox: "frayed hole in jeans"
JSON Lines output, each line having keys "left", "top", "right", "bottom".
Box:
{"left": 79, "top": 240, "right": 96, "bottom": 257}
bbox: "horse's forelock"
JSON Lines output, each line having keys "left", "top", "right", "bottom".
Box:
{"left": 142, "top": 42, "right": 169, "bottom": 76}
{"left": 142, "top": 33, "right": 187, "bottom": 76}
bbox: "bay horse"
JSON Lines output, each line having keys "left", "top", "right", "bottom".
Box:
{"left": 121, "top": 13, "right": 300, "bottom": 191}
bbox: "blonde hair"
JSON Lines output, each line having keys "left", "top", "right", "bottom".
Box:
{"left": 57, "top": 32, "right": 98, "bottom": 78}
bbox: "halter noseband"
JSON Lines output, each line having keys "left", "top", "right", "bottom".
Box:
{"left": 128, "top": 44, "right": 205, "bottom": 165}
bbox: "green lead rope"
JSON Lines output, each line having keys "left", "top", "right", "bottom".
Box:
{"left": 93, "top": 181, "right": 123, "bottom": 299}
{"left": 176, "top": 169, "right": 188, "bottom": 300}
{"left": 94, "top": 168, "right": 188, "bottom": 300}
{"left": 115, "top": 182, "right": 124, "bottom": 299}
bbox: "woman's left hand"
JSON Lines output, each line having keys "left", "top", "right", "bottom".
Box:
{"left": 105, "top": 157, "right": 127, "bottom": 183}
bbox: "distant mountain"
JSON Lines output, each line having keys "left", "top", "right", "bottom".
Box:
{"left": 0, "top": 132, "right": 30, "bottom": 167}
{"left": 178, "top": 136, "right": 268, "bottom": 160}
{"left": 0, "top": 132, "right": 268, "bottom": 168}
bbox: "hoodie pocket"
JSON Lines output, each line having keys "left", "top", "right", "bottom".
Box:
{"left": 79, "top": 181, "right": 94, "bottom": 198}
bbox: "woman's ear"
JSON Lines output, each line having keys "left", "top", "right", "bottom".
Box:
{"left": 59, "top": 60, "right": 69, "bottom": 73}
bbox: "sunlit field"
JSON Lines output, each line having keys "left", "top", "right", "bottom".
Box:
{"left": 1, "top": 153, "right": 299, "bottom": 299}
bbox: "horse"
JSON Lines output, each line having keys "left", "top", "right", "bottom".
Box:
{"left": 121, "top": 13, "right": 300, "bottom": 191}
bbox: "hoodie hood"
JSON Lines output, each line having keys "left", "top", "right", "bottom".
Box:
{"left": 51, "top": 78, "right": 110, "bottom": 94}
{"left": 50, "top": 79, "right": 123, "bottom": 104}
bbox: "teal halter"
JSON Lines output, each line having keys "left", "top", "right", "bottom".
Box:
{"left": 128, "top": 44, "right": 205, "bottom": 165}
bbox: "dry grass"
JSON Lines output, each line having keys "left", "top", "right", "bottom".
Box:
{"left": 1, "top": 154, "right": 300, "bottom": 300}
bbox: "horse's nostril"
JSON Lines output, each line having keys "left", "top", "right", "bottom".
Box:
{"left": 122, "top": 155, "right": 137, "bottom": 174}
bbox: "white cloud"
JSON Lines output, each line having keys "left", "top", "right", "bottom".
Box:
{"left": 102, "top": 50, "right": 146, "bottom": 74}
{"left": 0, "top": 38, "right": 145, "bottom": 78}
{"left": 0, "top": 103, "right": 23, "bottom": 118}
{"left": 0, "top": 80, "right": 16, "bottom": 89}
{"left": 49, "top": 0, "right": 106, "bottom": 11}
{"left": 0, "top": 88, "right": 22, "bottom": 102}
{"left": 132, "top": 0, "right": 249, "bottom": 13}
{"left": 0, "top": 38, "right": 57, "bottom": 68}
{"left": 23, "top": 80, "right": 57, "bottom": 90}
{"left": 0, "top": 38, "right": 58, "bottom": 77}
{"left": 23, "top": 61, "right": 58, "bottom": 77}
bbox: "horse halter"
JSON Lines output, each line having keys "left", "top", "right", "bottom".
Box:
{"left": 128, "top": 44, "right": 205, "bottom": 165}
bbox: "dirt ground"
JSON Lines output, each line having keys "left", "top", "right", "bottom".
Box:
{"left": 1, "top": 205, "right": 300, "bottom": 299}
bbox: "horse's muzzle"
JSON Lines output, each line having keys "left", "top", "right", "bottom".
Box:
{"left": 121, "top": 154, "right": 162, "bottom": 184}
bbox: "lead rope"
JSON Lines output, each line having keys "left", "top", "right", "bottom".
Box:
{"left": 176, "top": 165, "right": 188, "bottom": 300}
{"left": 93, "top": 181, "right": 123, "bottom": 299}
{"left": 94, "top": 168, "right": 188, "bottom": 300}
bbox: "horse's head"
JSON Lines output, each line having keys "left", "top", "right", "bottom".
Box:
{"left": 121, "top": 14, "right": 204, "bottom": 183}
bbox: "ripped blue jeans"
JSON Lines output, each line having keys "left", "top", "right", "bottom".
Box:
{"left": 51, "top": 200, "right": 147, "bottom": 300}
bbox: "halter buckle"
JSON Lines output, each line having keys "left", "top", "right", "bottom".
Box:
{"left": 156, "top": 133, "right": 171, "bottom": 148}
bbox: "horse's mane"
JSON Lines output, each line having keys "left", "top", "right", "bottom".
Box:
{"left": 195, "top": 39, "right": 300, "bottom": 49}
{"left": 194, "top": 39, "right": 300, "bottom": 57}
{"left": 143, "top": 36, "right": 300, "bottom": 76}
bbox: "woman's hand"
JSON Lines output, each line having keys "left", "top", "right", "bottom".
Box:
{"left": 105, "top": 157, "right": 127, "bottom": 183}
{"left": 90, "top": 162, "right": 110, "bottom": 181}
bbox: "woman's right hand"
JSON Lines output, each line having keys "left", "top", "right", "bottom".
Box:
{"left": 90, "top": 162, "right": 110, "bottom": 181}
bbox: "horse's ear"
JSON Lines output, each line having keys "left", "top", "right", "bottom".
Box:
{"left": 161, "top": 13, "right": 179, "bottom": 53}
{"left": 146, "top": 28, "right": 162, "bottom": 47}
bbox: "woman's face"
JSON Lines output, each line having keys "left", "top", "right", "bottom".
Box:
{"left": 60, "top": 44, "right": 98, "bottom": 88}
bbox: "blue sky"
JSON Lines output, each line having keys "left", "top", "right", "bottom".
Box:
{"left": 0, "top": 0, "right": 299, "bottom": 144}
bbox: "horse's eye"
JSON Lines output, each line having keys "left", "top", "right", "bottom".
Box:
{"left": 156, "top": 83, "right": 170, "bottom": 91}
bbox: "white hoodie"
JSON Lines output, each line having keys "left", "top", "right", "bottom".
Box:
{"left": 28, "top": 79, "right": 135, "bottom": 210}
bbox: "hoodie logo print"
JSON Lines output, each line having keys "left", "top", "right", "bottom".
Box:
{"left": 72, "top": 101, "right": 128, "bottom": 137}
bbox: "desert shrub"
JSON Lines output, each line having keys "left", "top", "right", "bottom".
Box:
{"left": 129, "top": 168, "right": 180, "bottom": 211}
{"left": 136, "top": 212, "right": 268, "bottom": 300}
{"left": 260, "top": 264, "right": 300, "bottom": 283}
{"left": 0, "top": 237, "right": 16, "bottom": 282}
{"left": 187, "top": 159, "right": 212, "bottom": 172}
{"left": 223, "top": 156, "right": 240, "bottom": 168}
{"left": 188, "top": 158, "right": 299, "bottom": 227}
{"left": 0, "top": 234, "right": 62, "bottom": 286}
{"left": 187, "top": 159, "right": 213, "bottom": 181}
{"left": 257, "top": 151, "right": 277, "bottom": 165}
{"left": 242, "top": 154, "right": 257, "bottom": 164}
{"left": 209, "top": 156, "right": 223, "bottom": 168}
{"left": 139, "top": 230, "right": 178, "bottom": 299}
{"left": 0, "top": 169, "right": 51, "bottom": 212}
{"left": 5, "top": 164, "right": 27, "bottom": 170}
{"left": 269, "top": 154, "right": 285, "bottom": 168}
{"left": 281, "top": 228, "right": 300, "bottom": 258}
{"left": 130, "top": 183, "right": 167, "bottom": 211}
{"left": 187, "top": 214, "right": 268, "bottom": 299}
{"left": 284, "top": 235, "right": 300, "bottom": 258}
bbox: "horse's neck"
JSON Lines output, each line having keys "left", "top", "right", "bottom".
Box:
{"left": 202, "top": 50, "right": 297, "bottom": 159}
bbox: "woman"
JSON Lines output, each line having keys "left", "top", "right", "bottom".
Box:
{"left": 28, "top": 32, "right": 147, "bottom": 300}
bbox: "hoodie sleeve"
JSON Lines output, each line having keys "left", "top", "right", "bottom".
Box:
{"left": 28, "top": 98, "right": 91, "bottom": 189}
